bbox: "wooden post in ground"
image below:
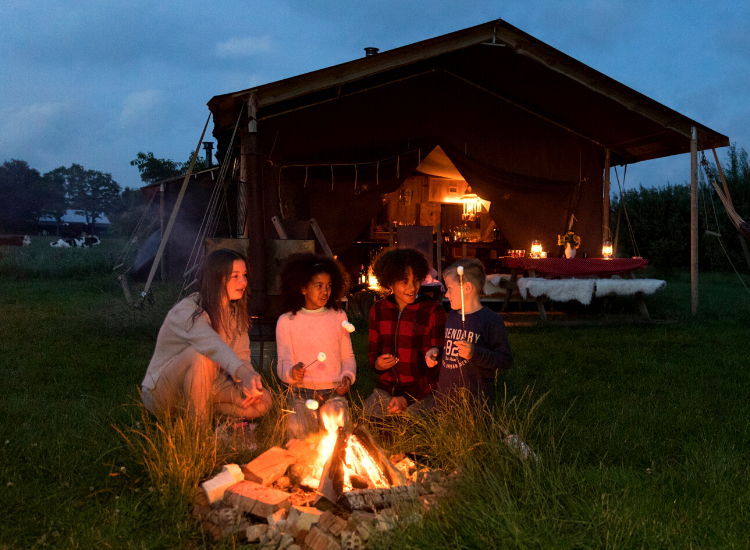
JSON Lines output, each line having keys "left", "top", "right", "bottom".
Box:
{"left": 603, "top": 148, "right": 611, "bottom": 247}
{"left": 159, "top": 182, "right": 166, "bottom": 281}
{"left": 690, "top": 126, "right": 699, "bottom": 315}
{"left": 712, "top": 148, "right": 750, "bottom": 271}
{"left": 242, "top": 93, "right": 269, "bottom": 316}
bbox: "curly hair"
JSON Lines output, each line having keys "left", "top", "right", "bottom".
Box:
{"left": 279, "top": 252, "right": 350, "bottom": 314}
{"left": 371, "top": 247, "right": 430, "bottom": 290}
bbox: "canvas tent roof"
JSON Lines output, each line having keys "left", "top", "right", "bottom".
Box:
{"left": 206, "top": 18, "right": 728, "bottom": 259}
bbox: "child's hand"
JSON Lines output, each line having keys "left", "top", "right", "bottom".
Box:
{"left": 335, "top": 376, "right": 352, "bottom": 396}
{"left": 425, "top": 347, "right": 439, "bottom": 368}
{"left": 387, "top": 396, "right": 408, "bottom": 414}
{"left": 291, "top": 362, "right": 306, "bottom": 382}
{"left": 455, "top": 340, "right": 475, "bottom": 360}
{"left": 375, "top": 354, "right": 399, "bottom": 371}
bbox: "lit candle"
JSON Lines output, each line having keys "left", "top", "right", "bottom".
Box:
{"left": 602, "top": 240, "right": 613, "bottom": 259}
{"left": 531, "top": 240, "right": 542, "bottom": 258}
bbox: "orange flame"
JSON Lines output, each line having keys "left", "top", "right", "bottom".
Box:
{"left": 308, "top": 409, "right": 390, "bottom": 493}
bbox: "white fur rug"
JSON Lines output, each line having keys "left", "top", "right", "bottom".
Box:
{"left": 484, "top": 274, "right": 511, "bottom": 295}
{"left": 518, "top": 278, "right": 596, "bottom": 305}
{"left": 594, "top": 278, "right": 666, "bottom": 297}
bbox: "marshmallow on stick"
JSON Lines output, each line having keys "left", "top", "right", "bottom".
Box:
{"left": 457, "top": 265, "right": 465, "bottom": 324}
{"left": 304, "top": 352, "right": 327, "bottom": 369}
{"left": 342, "top": 320, "right": 356, "bottom": 333}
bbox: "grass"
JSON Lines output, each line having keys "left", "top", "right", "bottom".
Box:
{"left": 1, "top": 239, "right": 750, "bottom": 548}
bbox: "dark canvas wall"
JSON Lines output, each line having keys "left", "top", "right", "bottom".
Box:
{"left": 249, "top": 69, "right": 603, "bottom": 258}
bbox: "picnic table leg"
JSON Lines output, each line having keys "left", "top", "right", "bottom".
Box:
{"left": 502, "top": 267, "right": 518, "bottom": 312}
{"left": 535, "top": 297, "right": 547, "bottom": 321}
{"left": 635, "top": 292, "right": 650, "bottom": 319}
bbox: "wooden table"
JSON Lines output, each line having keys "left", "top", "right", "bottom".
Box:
{"left": 497, "top": 257, "right": 650, "bottom": 320}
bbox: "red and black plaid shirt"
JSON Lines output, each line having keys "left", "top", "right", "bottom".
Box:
{"left": 368, "top": 295, "right": 447, "bottom": 404}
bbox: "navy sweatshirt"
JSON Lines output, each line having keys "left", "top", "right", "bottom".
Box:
{"left": 435, "top": 307, "right": 512, "bottom": 408}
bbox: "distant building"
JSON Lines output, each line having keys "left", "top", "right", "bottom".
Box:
{"left": 38, "top": 209, "right": 110, "bottom": 236}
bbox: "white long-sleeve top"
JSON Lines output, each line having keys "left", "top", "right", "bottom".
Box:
{"left": 142, "top": 294, "right": 252, "bottom": 390}
{"left": 275, "top": 307, "right": 356, "bottom": 390}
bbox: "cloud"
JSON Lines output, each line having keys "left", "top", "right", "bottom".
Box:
{"left": 216, "top": 36, "right": 273, "bottom": 58}
{"left": 119, "top": 90, "right": 164, "bottom": 130}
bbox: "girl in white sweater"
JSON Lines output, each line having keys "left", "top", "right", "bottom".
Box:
{"left": 141, "top": 249, "right": 272, "bottom": 424}
{"left": 276, "top": 253, "right": 356, "bottom": 439}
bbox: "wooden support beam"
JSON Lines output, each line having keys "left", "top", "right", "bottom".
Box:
{"left": 690, "top": 126, "right": 699, "bottom": 315}
{"left": 159, "top": 182, "right": 166, "bottom": 281}
{"left": 242, "top": 93, "right": 270, "bottom": 316}
{"left": 603, "top": 148, "right": 611, "bottom": 246}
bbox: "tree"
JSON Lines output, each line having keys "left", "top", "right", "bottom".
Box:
{"left": 66, "top": 164, "right": 121, "bottom": 234}
{"left": 0, "top": 159, "right": 42, "bottom": 233}
{"left": 130, "top": 151, "right": 208, "bottom": 185}
{"left": 35, "top": 167, "right": 69, "bottom": 235}
{"left": 130, "top": 152, "right": 182, "bottom": 185}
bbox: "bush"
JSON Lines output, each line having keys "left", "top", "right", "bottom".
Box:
{"left": 611, "top": 144, "right": 750, "bottom": 272}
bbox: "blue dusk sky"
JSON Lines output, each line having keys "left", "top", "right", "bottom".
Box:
{"left": 2, "top": 0, "right": 748, "bottom": 192}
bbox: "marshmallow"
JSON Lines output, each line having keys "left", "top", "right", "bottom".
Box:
{"left": 317, "top": 352, "right": 327, "bottom": 363}
{"left": 305, "top": 399, "right": 319, "bottom": 410}
{"left": 342, "top": 320, "right": 356, "bottom": 333}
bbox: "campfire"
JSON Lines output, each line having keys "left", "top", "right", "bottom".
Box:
{"left": 193, "top": 409, "right": 448, "bottom": 545}
{"left": 298, "top": 409, "right": 408, "bottom": 508}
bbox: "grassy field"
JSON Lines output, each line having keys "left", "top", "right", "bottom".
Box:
{"left": 1, "top": 238, "right": 750, "bottom": 549}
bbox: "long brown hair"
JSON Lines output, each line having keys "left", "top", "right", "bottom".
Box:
{"left": 193, "top": 249, "right": 250, "bottom": 337}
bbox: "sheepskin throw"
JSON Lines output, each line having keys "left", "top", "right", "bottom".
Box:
{"left": 517, "top": 277, "right": 667, "bottom": 305}
{"left": 518, "top": 278, "right": 596, "bottom": 305}
{"left": 594, "top": 279, "right": 666, "bottom": 297}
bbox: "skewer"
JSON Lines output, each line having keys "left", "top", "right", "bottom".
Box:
{"left": 457, "top": 265, "right": 465, "bottom": 326}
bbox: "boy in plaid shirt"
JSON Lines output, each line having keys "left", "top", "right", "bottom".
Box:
{"left": 364, "top": 248, "right": 446, "bottom": 418}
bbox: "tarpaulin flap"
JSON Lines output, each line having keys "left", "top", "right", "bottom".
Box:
{"left": 439, "top": 144, "right": 577, "bottom": 251}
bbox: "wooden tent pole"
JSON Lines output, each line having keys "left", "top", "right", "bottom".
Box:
{"left": 711, "top": 148, "right": 750, "bottom": 270}
{"left": 690, "top": 126, "right": 699, "bottom": 315}
{"left": 139, "top": 113, "right": 211, "bottom": 302}
{"left": 243, "top": 93, "right": 270, "bottom": 316}
{"left": 603, "top": 148, "right": 611, "bottom": 247}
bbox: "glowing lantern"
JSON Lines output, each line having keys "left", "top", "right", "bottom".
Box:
{"left": 602, "top": 240, "right": 613, "bottom": 259}
{"left": 460, "top": 193, "right": 482, "bottom": 221}
{"left": 530, "top": 240, "right": 542, "bottom": 258}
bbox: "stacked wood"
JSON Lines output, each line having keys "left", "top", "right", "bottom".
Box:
{"left": 242, "top": 446, "right": 296, "bottom": 486}
{"left": 336, "top": 485, "right": 420, "bottom": 512}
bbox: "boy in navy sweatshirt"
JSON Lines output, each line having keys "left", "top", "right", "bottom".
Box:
{"left": 426, "top": 258, "right": 512, "bottom": 409}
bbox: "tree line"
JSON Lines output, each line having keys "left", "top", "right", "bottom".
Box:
{"left": 0, "top": 150, "right": 207, "bottom": 236}
{"left": 0, "top": 160, "right": 120, "bottom": 235}
{"left": 611, "top": 144, "right": 750, "bottom": 272}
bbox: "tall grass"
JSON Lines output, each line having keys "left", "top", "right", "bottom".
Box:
{"left": 0, "top": 236, "right": 130, "bottom": 279}
{"left": 2, "top": 241, "right": 750, "bottom": 548}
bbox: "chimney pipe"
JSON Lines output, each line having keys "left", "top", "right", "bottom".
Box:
{"left": 364, "top": 47, "right": 379, "bottom": 57}
{"left": 202, "top": 141, "right": 214, "bottom": 168}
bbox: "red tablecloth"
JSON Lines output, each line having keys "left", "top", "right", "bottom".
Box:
{"left": 499, "top": 257, "right": 648, "bottom": 278}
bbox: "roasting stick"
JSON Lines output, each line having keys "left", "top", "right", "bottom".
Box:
{"left": 302, "top": 352, "right": 327, "bottom": 410}
{"left": 457, "top": 265, "right": 465, "bottom": 327}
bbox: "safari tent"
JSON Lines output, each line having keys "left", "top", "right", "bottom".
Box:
{"left": 146, "top": 19, "right": 729, "bottom": 320}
